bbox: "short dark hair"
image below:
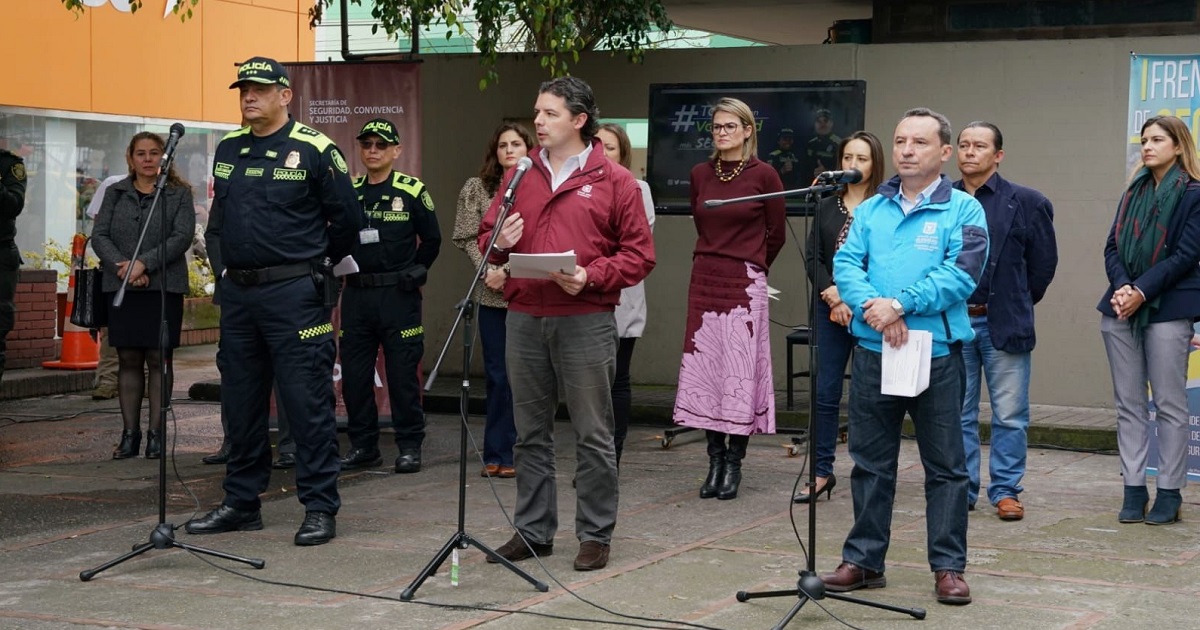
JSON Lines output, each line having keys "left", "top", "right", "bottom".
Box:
{"left": 538, "top": 76, "right": 600, "bottom": 141}
{"left": 959, "top": 121, "right": 1004, "bottom": 151}
{"left": 902, "top": 107, "right": 952, "bottom": 146}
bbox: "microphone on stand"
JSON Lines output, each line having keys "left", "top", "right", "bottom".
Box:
{"left": 160, "top": 123, "right": 185, "bottom": 170}
{"left": 502, "top": 156, "right": 534, "bottom": 203}
{"left": 815, "top": 168, "right": 863, "bottom": 184}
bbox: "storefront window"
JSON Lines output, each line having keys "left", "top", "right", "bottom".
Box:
{"left": 0, "top": 107, "right": 235, "bottom": 260}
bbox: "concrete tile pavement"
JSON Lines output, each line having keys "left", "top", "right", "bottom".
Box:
{"left": 3, "top": 343, "right": 1194, "bottom": 630}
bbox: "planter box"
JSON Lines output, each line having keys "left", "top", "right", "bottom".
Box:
{"left": 181, "top": 297, "right": 219, "bottom": 346}
{"left": 9, "top": 269, "right": 59, "bottom": 369}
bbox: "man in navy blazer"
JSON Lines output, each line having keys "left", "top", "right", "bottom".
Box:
{"left": 954, "top": 122, "right": 1058, "bottom": 521}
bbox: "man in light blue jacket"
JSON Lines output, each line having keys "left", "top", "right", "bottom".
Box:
{"left": 821, "top": 108, "right": 988, "bottom": 606}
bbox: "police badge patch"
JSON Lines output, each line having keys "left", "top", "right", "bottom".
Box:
{"left": 11, "top": 163, "right": 25, "bottom": 181}
{"left": 420, "top": 190, "right": 435, "bottom": 211}
{"left": 285, "top": 151, "right": 301, "bottom": 168}
{"left": 331, "top": 149, "right": 349, "bottom": 174}
{"left": 391, "top": 197, "right": 403, "bottom": 211}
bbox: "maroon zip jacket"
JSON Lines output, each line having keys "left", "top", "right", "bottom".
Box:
{"left": 479, "top": 139, "right": 656, "bottom": 317}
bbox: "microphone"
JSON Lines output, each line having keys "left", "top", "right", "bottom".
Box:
{"left": 160, "top": 123, "right": 185, "bottom": 171}
{"left": 502, "top": 156, "right": 534, "bottom": 203}
{"left": 816, "top": 169, "right": 863, "bottom": 184}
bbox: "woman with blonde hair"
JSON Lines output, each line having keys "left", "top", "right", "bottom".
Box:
{"left": 673, "top": 98, "right": 786, "bottom": 500}
{"left": 1099, "top": 115, "right": 1200, "bottom": 525}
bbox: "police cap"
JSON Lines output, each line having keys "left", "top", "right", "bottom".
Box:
{"left": 230, "top": 56, "right": 291, "bottom": 89}
{"left": 356, "top": 118, "right": 399, "bottom": 144}
{"left": 778, "top": 128, "right": 794, "bottom": 137}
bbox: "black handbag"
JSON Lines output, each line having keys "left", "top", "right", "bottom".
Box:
{"left": 70, "top": 266, "right": 106, "bottom": 329}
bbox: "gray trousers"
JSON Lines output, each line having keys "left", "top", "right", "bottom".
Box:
{"left": 1100, "top": 315, "right": 1192, "bottom": 489}
{"left": 506, "top": 310, "right": 619, "bottom": 545}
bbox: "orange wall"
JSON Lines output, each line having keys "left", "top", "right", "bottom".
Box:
{"left": 0, "top": 0, "right": 314, "bottom": 123}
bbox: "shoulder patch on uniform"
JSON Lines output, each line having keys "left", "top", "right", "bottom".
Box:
{"left": 11, "top": 163, "right": 25, "bottom": 182}
{"left": 353, "top": 175, "right": 366, "bottom": 189}
{"left": 420, "top": 189, "right": 435, "bottom": 211}
{"left": 221, "top": 127, "right": 251, "bottom": 142}
{"left": 288, "top": 123, "right": 334, "bottom": 152}
{"left": 331, "top": 148, "right": 349, "bottom": 174}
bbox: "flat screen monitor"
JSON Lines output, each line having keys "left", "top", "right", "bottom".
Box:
{"left": 646, "top": 80, "right": 867, "bottom": 214}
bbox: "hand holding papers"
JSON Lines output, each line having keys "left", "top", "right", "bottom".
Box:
{"left": 508, "top": 250, "right": 577, "bottom": 279}
{"left": 881, "top": 329, "right": 932, "bottom": 397}
{"left": 333, "top": 256, "right": 359, "bottom": 277}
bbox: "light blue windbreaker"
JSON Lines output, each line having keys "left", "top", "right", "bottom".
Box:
{"left": 833, "top": 175, "right": 989, "bottom": 357}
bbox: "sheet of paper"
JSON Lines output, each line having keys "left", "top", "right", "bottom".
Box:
{"left": 332, "top": 256, "right": 359, "bottom": 277}
{"left": 767, "top": 285, "right": 781, "bottom": 301}
{"left": 880, "top": 329, "right": 932, "bottom": 397}
{"left": 508, "top": 250, "right": 576, "bottom": 279}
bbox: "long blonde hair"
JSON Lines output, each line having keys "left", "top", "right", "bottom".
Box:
{"left": 708, "top": 97, "right": 758, "bottom": 161}
{"left": 1132, "top": 115, "right": 1200, "bottom": 181}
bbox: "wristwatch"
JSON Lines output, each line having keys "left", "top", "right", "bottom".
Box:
{"left": 890, "top": 298, "right": 905, "bottom": 317}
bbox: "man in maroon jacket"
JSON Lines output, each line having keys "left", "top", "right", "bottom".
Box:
{"left": 479, "top": 77, "right": 655, "bottom": 571}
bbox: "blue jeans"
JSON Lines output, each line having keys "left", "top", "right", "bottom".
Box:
{"left": 842, "top": 346, "right": 969, "bottom": 574}
{"left": 813, "top": 300, "right": 855, "bottom": 478}
{"left": 960, "top": 316, "right": 1031, "bottom": 506}
{"left": 479, "top": 305, "right": 516, "bottom": 467}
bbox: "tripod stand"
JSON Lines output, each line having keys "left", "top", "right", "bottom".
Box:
{"left": 81, "top": 126, "right": 264, "bottom": 581}
{"left": 705, "top": 179, "right": 925, "bottom": 627}
{"left": 400, "top": 186, "right": 548, "bottom": 601}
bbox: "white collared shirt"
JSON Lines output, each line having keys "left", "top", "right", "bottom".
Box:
{"left": 896, "top": 176, "right": 944, "bottom": 215}
{"left": 540, "top": 144, "right": 593, "bottom": 192}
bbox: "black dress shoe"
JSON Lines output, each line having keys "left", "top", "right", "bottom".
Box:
{"left": 339, "top": 447, "right": 383, "bottom": 470}
{"left": 201, "top": 445, "right": 230, "bottom": 465}
{"left": 294, "top": 511, "right": 336, "bottom": 546}
{"left": 185, "top": 505, "right": 263, "bottom": 535}
{"left": 112, "top": 429, "right": 141, "bottom": 460}
{"left": 487, "top": 532, "right": 552, "bottom": 563}
{"left": 273, "top": 452, "right": 297, "bottom": 469}
{"left": 394, "top": 449, "right": 421, "bottom": 474}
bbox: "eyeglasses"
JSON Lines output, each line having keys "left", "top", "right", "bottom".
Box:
{"left": 359, "top": 140, "right": 392, "bottom": 150}
{"left": 712, "top": 122, "right": 746, "bottom": 136}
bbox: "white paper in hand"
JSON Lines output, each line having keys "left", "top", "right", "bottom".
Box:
{"left": 509, "top": 250, "right": 576, "bottom": 279}
{"left": 332, "top": 256, "right": 359, "bottom": 277}
{"left": 881, "top": 329, "right": 932, "bottom": 397}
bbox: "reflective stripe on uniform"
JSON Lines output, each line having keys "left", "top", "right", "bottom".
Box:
{"left": 299, "top": 322, "right": 334, "bottom": 339}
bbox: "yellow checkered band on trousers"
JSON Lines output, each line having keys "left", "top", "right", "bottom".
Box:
{"left": 298, "top": 323, "right": 333, "bottom": 340}
{"left": 400, "top": 325, "right": 424, "bottom": 339}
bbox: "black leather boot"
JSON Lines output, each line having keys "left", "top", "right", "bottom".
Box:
{"left": 112, "top": 429, "right": 142, "bottom": 460}
{"left": 700, "top": 431, "right": 726, "bottom": 499}
{"left": 144, "top": 430, "right": 162, "bottom": 459}
{"left": 717, "top": 437, "right": 747, "bottom": 500}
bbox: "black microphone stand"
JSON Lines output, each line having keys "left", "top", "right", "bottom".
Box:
{"left": 707, "top": 180, "right": 926, "bottom": 627}
{"left": 399, "top": 192, "right": 548, "bottom": 601}
{"left": 81, "top": 137, "right": 264, "bottom": 581}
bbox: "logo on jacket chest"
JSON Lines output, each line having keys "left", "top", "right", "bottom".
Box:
{"left": 914, "top": 221, "right": 940, "bottom": 252}
{"left": 577, "top": 184, "right": 593, "bottom": 199}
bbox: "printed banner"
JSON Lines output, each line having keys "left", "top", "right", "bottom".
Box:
{"left": 284, "top": 61, "right": 422, "bottom": 177}
{"left": 1131, "top": 53, "right": 1200, "bottom": 480}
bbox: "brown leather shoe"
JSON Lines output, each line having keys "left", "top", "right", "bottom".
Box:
{"left": 819, "top": 562, "right": 886, "bottom": 592}
{"left": 481, "top": 464, "right": 500, "bottom": 477}
{"left": 997, "top": 497, "right": 1024, "bottom": 521}
{"left": 574, "top": 540, "right": 610, "bottom": 571}
{"left": 497, "top": 465, "right": 516, "bottom": 478}
{"left": 486, "top": 533, "right": 552, "bottom": 563}
{"left": 934, "top": 570, "right": 972, "bottom": 605}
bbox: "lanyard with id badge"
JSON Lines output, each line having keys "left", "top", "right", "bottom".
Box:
{"left": 360, "top": 195, "right": 382, "bottom": 245}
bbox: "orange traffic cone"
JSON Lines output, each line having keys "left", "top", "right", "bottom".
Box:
{"left": 43, "top": 233, "right": 100, "bottom": 370}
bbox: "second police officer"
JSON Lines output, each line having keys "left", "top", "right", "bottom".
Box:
{"left": 186, "top": 57, "right": 361, "bottom": 546}
{"left": 338, "top": 118, "right": 441, "bottom": 474}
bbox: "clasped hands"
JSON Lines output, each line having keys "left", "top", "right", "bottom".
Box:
{"left": 116, "top": 259, "right": 149, "bottom": 288}
{"left": 1110, "top": 284, "right": 1145, "bottom": 320}
{"left": 494, "top": 212, "right": 587, "bottom": 296}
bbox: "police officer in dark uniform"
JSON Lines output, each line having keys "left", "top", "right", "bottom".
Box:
{"left": 339, "top": 118, "right": 441, "bottom": 474}
{"left": 765, "top": 128, "right": 801, "bottom": 189}
{"left": 0, "top": 144, "right": 26, "bottom": 383}
{"left": 803, "top": 109, "right": 841, "bottom": 182}
{"left": 185, "top": 57, "right": 360, "bottom": 546}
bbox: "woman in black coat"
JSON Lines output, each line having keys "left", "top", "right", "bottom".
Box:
{"left": 92, "top": 131, "right": 195, "bottom": 459}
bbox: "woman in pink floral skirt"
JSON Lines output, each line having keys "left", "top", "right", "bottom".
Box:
{"left": 673, "top": 98, "right": 786, "bottom": 500}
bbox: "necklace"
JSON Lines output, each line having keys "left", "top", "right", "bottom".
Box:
{"left": 714, "top": 156, "right": 747, "bottom": 182}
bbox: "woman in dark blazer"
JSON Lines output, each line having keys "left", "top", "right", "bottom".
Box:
{"left": 797, "top": 130, "right": 884, "bottom": 503}
{"left": 1099, "top": 115, "right": 1200, "bottom": 525}
{"left": 93, "top": 131, "right": 195, "bottom": 459}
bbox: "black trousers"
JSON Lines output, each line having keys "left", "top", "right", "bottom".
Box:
{"left": 218, "top": 276, "right": 340, "bottom": 514}
{"left": 0, "top": 243, "right": 19, "bottom": 378}
{"left": 340, "top": 284, "right": 425, "bottom": 452}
